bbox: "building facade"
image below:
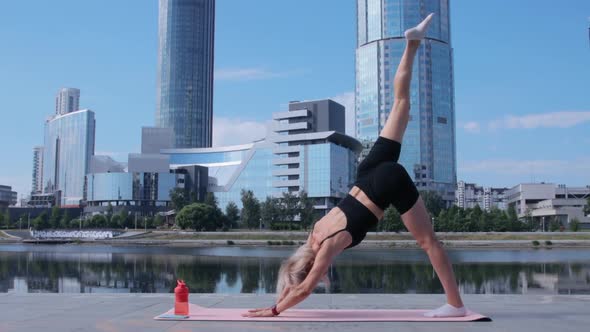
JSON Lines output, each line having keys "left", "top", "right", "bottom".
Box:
{"left": 156, "top": 0, "right": 215, "bottom": 148}
{"left": 43, "top": 109, "right": 96, "bottom": 207}
{"left": 31, "top": 146, "right": 44, "bottom": 194}
{"left": 505, "top": 183, "right": 590, "bottom": 229}
{"left": 356, "top": 0, "right": 456, "bottom": 204}
{"left": 456, "top": 181, "right": 508, "bottom": 211}
{"left": 84, "top": 127, "right": 196, "bottom": 216}
{"left": 55, "top": 88, "right": 80, "bottom": 116}
{"left": 161, "top": 99, "right": 362, "bottom": 215}
{"left": 0, "top": 185, "right": 17, "bottom": 209}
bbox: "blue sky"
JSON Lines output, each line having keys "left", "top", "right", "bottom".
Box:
{"left": 0, "top": 0, "right": 589, "bottom": 201}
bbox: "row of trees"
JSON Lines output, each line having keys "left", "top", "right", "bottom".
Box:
{"left": 173, "top": 189, "right": 316, "bottom": 231}
{"left": 4, "top": 190, "right": 589, "bottom": 232}
{"left": 379, "top": 192, "right": 588, "bottom": 233}
{"left": 7, "top": 206, "right": 167, "bottom": 231}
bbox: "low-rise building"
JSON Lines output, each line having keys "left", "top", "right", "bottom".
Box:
{"left": 505, "top": 183, "right": 590, "bottom": 229}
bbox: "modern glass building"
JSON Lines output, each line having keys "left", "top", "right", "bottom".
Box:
{"left": 161, "top": 99, "right": 362, "bottom": 215}
{"left": 43, "top": 109, "right": 95, "bottom": 207}
{"left": 86, "top": 172, "right": 182, "bottom": 208}
{"left": 356, "top": 0, "right": 456, "bottom": 203}
{"left": 156, "top": 0, "right": 215, "bottom": 148}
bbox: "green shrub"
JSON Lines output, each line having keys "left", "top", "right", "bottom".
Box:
{"left": 226, "top": 240, "right": 235, "bottom": 245}
{"left": 545, "top": 240, "right": 553, "bottom": 246}
{"left": 532, "top": 240, "right": 540, "bottom": 246}
{"left": 281, "top": 240, "right": 295, "bottom": 245}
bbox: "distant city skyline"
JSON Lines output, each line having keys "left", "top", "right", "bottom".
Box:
{"left": 0, "top": 0, "right": 589, "bottom": 200}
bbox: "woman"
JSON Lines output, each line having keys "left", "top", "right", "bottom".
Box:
{"left": 243, "top": 13, "right": 467, "bottom": 319}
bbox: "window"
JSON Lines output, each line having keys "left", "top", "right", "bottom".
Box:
{"left": 437, "top": 117, "right": 447, "bottom": 124}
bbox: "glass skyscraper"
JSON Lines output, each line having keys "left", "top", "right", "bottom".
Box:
{"left": 356, "top": 0, "right": 456, "bottom": 203}
{"left": 43, "top": 110, "right": 96, "bottom": 206}
{"left": 156, "top": 0, "right": 215, "bottom": 148}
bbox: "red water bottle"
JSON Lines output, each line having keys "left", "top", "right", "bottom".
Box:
{"left": 174, "top": 279, "right": 189, "bottom": 316}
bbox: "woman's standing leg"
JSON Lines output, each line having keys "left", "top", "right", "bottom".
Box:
{"left": 401, "top": 198, "right": 466, "bottom": 316}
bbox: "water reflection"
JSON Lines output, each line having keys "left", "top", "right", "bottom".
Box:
{"left": 0, "top": 245, "right": 589, "bottom": 294}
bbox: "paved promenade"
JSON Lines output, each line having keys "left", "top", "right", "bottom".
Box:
{"left": 0, "top": 293, "right": 588, "bottom": 332}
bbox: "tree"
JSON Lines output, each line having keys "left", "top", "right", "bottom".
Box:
{"left": 420, "top": 190, "right": 444, "bottom": 218}
{"left": 584, "top": 197, "right": 590, "bottom": 216}
{"left": 381, "top": 205, "right": 405, "bottom": 232}
{"left": 224, "top": 201, "right": 240, "bottom": 229}
{"left": 261, "top": 197, "right": 280, "bottom": 230}
{"left": 116, "top": 208, "right": 130, "bottom": 228}
{"left": 0, "top": 211, "right": 4, "bottom": 229}
{"left": 204, "top": 192, "right": 217, "bottom": 207}
{"left": 170, "top": 188, "right": 188, "bottom": 211}
{"left": 106, "top": 203, "right": 114, "bottom": 225}
{"left": 91, "top": 214, "right": 107, "bottom": 228}
{"left": 60, "top": 209, "right": 71, "bottom": 229}
{"left": 176, "top": 203, "right": 218, "bottom": 231}
{"left": 152, "top": 214, "right": 163, "bottom": 228}
{"left": 111, "top": 214, "right": 122, "bottom": 229}
{"left": 32, "top": 211, "right": 49, "bottom": 230}
{"left": 279, "top": 192, "right": 299, "bottom": 225}
{"left": 49, "top": 206, "right": 61, "bottom": 229}
{"left": 240, "top": 189, "right": 261, "bottom": 229}
{"left": 3, "top": 210, "right": 11, "bottom": 229}
{"left": 299, "top": 190, "right": 315, "bottom": 230}
{"left": 203, "top": 192, "right": 225, "bottom": 229}
{"left": 569, "top": 218, "right": 581, "bottom": 232}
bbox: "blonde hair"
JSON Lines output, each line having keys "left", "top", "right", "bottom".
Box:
{"left": 276, "top": 243, "right": 316, "bottom": 299}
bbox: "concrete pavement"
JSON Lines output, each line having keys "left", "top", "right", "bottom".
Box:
{"left": 0, "top": 293, "right": 588, "bottom": 332}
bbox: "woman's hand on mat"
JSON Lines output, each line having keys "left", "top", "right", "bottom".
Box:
{"left": 241, "top": 307, "right": 276, "bottom": 317}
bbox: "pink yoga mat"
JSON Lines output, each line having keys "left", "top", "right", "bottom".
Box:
{"left": 154, "top": 303, "right": 491, "bottom": 322}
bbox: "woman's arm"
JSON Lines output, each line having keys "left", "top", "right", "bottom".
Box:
{"left": 242, "top": 245, "right": 338, "bottom": 317}
{"left": 274, "top": 249, "right": 333, "bottom": 313}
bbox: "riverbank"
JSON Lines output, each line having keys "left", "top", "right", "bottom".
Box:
{"left": 0, "top": 293, "right": 588, "bottom": 332}
{"left": 3, "top": 229, "right": 590, "bottom": 248}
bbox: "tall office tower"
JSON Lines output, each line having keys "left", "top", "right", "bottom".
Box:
{"left": 31, "top": 146, "right": 44, "bottom": 194}
{"left": 156, "top": 0, "right": 215, "bottom": 148}
{"left": 55, "top": 88, "right": 80, "bottom": 115}
{"left": 43, "top": 109, "right": 96, "bottom": 206}
{"left": 356, "top": 0, "right": 456, "bottom": 204}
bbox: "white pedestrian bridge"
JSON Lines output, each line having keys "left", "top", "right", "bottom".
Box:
{"left": 29, "top": 230, "right": 122, "bottom": 239}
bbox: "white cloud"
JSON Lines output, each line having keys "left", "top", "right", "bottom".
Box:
{"left": 488, "top": 111, "right": 590, "bottom": 130}
{"left": 212, "top": 117, "right": 272, "bottom": 147}
{"left": 459, "top": 158, "right": 590, "bottom": 176}
{"left": 214, "top": 68, "right": 294, "bottom": 81}
{"left": 462, "top": 121, "right": 481, "bottom": 133}
{"left": 330, "top": 91, "right": 355, "bottom": 137}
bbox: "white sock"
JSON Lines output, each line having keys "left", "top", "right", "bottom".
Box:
{"left": 404, "top": 13, "right": 434, "bottom": 40}
{"left": 423, "top": 303, "right": 467, "bottom": 318}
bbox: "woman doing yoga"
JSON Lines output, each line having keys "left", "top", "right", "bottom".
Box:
{"left": 243, "top": 13, "right": 466, "bottom": 319}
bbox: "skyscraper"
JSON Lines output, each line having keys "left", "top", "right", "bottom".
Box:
{"left": 43, "top": 109, "right": 95, "bottom": 206}
{"left": 55, "top": 88, "right": 80, "bottom": 115}
{"left": 355, "top": 0, "right": 456, "bottom": 203}
{"left": 31, "top": 146, "right": 44, "bottom": 194}
{"left": 156, "top": 0, "right": 215, "bottom": 148}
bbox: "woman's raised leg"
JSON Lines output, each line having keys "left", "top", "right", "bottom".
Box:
{"left": 379, "top": 13, "right": 433, "bottom": 143}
